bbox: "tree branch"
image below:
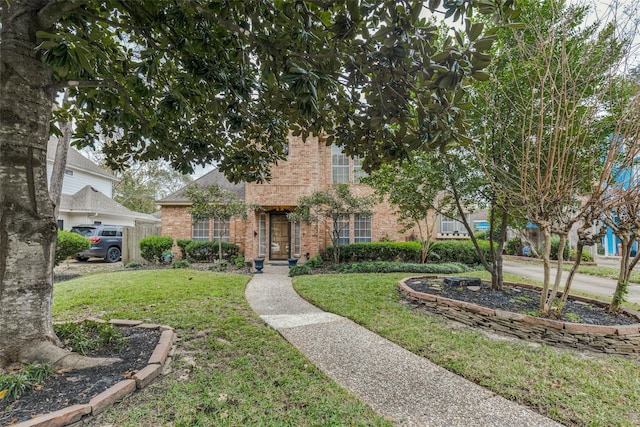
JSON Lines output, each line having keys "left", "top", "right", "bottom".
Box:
{"left": 37, "top": 0, "right": 88, "bottom": 29}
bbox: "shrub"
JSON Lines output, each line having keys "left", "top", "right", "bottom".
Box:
{"left": 176, "top": 239, "right": 192, "bottom": 259}
{"left": 172, "top": 260, "right": 191, "bottom": 269}
{"left": 0, "top": 363, "right": 53, "bottom": 401}
{"left": 139, "top": 236, "right": 174, "bottom": 264}
{"left": 505, "top": 237, "right": 523, "bottom": 256}
{"left": 328, "top": 262, "right": 469, "bottom": 274}
{"left": 289, "top": 265, "right": 312, "bottom": 276}
{"left": 326, "top": 241, "right": 421, "bottom": 263}
{"left": 184, "top": 240, "right": 240, "bottom": 262}
{"left": 306, "top": 254, "right": 324, "bottom": 268}
{"left": 426, "top": 240, "right": 491, "bottom": 265}
{"left": 232, "top": 255, "right": 246, "bottom": 268}
{"left": 55, "top": 230, "right": 90, "bottom": 266}
{"left": 53, "top": 321, "right": 124, "bottom": 356}
{"left": 125, "top": 261, "right": 142, "bottom": 268}
{"left": 570, "top": 249, "right": 594, "bottom": 262}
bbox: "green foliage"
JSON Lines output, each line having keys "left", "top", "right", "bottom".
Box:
{"left": 328, "top": 262, "right": 469, "bottom": 274}
{"left": 232, "top": 255, "right": 246, "bottom": 268}
{"left": 53, "top": 321, "right": 124, "bottom": 356}
{"left": 176, "top": 239, "right": 192, "bottom": 259}
{"left": 289, "top": 265, "right": 313, "bottom": 277}
{"left": 326, "top": 241, "right": 422, "bottom": 264}
{"left": 30, "top": 2, "right": 517, "bottom": 181}
{"left": 139, "top": 236, "right": 175, "bottom": 264}
{"left": 290, "top": 185, "right": 375, "bottom": 263}
{"left": 0, "top": 363, "right": 52, "bottom": 401}
{"left": 113, "top": 160, "right": 192, "bottom": 214}
{"left": 55, "top": 230, "right": 90, "bottom": 266}
{"left": 306, "top": 254, "right": 324, "bottom": 268}
{"left": 505, "top": 237, "right": 523, "bottom": 256}
{"left": 426, "top": 240, "right": 491, "bottom": 265}
{"left": 570, "top": 249, "right": 593, "bottom": 263}
{"left": 184, "top": 241, "right": 240, "bottom": 263}
{"left": 172, "top": 260, "right": 191, "bottom": 269}
{"left": 549, "top": 237, "right": 570, "bottom": 261}
{"left": 125, "top": 261, "right": 142, "bottom": 268}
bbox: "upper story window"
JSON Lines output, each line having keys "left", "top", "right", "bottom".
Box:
{"left": 331, "top": 145, "right": 350, "bottom": 183}
{"left": 353, "top": 155, "right": 366, "bottom": 183}
{"left": 64, "top": 169, "right": 74, "bottom": 176}
{"left": 331, "top": 145, "right": 368, "bottom": 184}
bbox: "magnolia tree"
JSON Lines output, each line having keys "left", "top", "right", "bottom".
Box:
{"left": 288, "top": 185, "right": 375, "bottom": 264}
{"left": 0, "top": 0, "right": 515, "bottom": 369}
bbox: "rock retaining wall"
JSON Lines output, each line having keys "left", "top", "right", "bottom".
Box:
{"left": 398, "top": 278, "right": 640, "bottom": 356}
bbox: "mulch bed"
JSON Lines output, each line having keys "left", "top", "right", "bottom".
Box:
{"left": 404, "top": 277, "right": 637, "bottom": 326}
{"left": 0, "top": 326, "right": 161, "bottom": 426}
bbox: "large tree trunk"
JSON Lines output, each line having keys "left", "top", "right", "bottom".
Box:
{"left": 0, "top": 1, "right": 117, "bottom": 370}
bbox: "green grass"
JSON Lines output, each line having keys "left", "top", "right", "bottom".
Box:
{"left": 53, "top": 270, "right": 391, "bottom": 426}
{"left": 293, "top": 272, "right": 640, "bottom": 427}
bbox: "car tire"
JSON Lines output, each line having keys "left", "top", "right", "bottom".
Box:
{"left": 105, "top": 247, "right": 121, "bottom": 263}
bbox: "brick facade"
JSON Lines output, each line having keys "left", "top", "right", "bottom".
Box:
{"left": 159, "top": 134, "right": 430, "bottom": 261}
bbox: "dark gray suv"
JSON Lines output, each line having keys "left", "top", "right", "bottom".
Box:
{"left": 71, "top": 224, "right": 123, "bottom": 263}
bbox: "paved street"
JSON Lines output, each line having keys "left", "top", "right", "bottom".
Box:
{"left": 502, "top": 260, "right": 640, "bottom": 305}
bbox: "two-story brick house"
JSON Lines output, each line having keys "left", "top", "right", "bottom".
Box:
{"left": 157, "top": 134, "right": 429, "bottom": 262}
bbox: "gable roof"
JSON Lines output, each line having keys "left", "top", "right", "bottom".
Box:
{"left": 157, "top": 168, "right": 245, "bottom": 204}
{"left": 47, "top": 137, "right": 118, "bottom": 182}
{"left": 60, "top": 186, "right": 158, "bottom": 222}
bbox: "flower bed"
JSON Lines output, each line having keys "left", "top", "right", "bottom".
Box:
{"left": 398, "top": 276, "right": 640, "bottom": 356}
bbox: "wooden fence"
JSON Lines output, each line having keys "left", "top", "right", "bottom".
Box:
{"left": 122, "top": 224, "right": 161, "bottom": 265}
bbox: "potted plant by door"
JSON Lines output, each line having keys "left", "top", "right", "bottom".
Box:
{"left": 287, "top": 257, "right": 298, "bottom": 268}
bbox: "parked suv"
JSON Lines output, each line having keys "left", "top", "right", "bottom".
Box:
{"left": 70, "top": 224, "right": 123, "bottom": 263}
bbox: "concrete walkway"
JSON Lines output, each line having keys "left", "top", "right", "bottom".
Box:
{"left": 245, "top": 266, "right": 561, "bottom": 427}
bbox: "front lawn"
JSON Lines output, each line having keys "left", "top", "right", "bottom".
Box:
{"left": 293, "top": 272, "right": 640, "bottom": 427}
{"left": 53, "top": 270, "right": 390, "bottom": 426}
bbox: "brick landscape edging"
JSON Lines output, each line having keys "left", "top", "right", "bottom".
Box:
{"left": 398, "top": 277, "right": 640, "bottom": 356}
{"left": 14, "top": 320, "right": 176, "bottom": 427}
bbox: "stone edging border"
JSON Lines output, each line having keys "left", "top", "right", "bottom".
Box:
{"left": 398, "top": 276, "right": 640, "bottom": 356}
{"left": 14, "top": 318, "right": 176, "bottom": 427}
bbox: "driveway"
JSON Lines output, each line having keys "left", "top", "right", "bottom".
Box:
{"left": 502, "top": 261, "right": 640, "bottom": 305}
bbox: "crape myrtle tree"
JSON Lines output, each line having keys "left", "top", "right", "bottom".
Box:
{"left": 598, "top": 72, "right": 640, "bottom": 312}
{"left": 288, "top": 184, "right": 375, "bottom": 264}
{"left": 477, "top": 0, "right": 629, "bottom": 316}
{"left": 186, "top": 184, "right": 253, "bottom": 264}
{"left": 0, "top": 0, "right": 516, "bottom": 369}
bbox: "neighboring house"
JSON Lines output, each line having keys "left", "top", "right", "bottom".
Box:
{"left": 46, "top": 138, "right": 159, "bottom": 229}
{"left": 157, "top": 134, "right": 431, "bottom": 262}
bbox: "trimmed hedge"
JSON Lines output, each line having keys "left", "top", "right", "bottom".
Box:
{"left": 425, "top": 240, "right": 492, "bottom": 265}
{"left": 55, "top": 230, "right": 90, "bottom": 266}
{"left": 326, "top": 241, "right": 422, "bottom": 263}
{"left": 328, "top": 262, "right": 469, "bottom": 274}
{"left": 183, "top": 240, "right": 240, "bottom": 262}
{"left": 139, "top": 236, "right": 174, "bottom": 264}
{"left": 326, "top": 240, "right": 491, "bottom": 266}
{"left": 288, "top": 261, "right": 470, "bottom": 277}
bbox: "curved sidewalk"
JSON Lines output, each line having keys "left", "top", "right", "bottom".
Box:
{"left": 245, "top": 266, "right": 561, "bottom": 427}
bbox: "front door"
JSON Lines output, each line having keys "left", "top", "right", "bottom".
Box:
{"left": 270, "top": 214, "right": 290, "bottom": 260}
